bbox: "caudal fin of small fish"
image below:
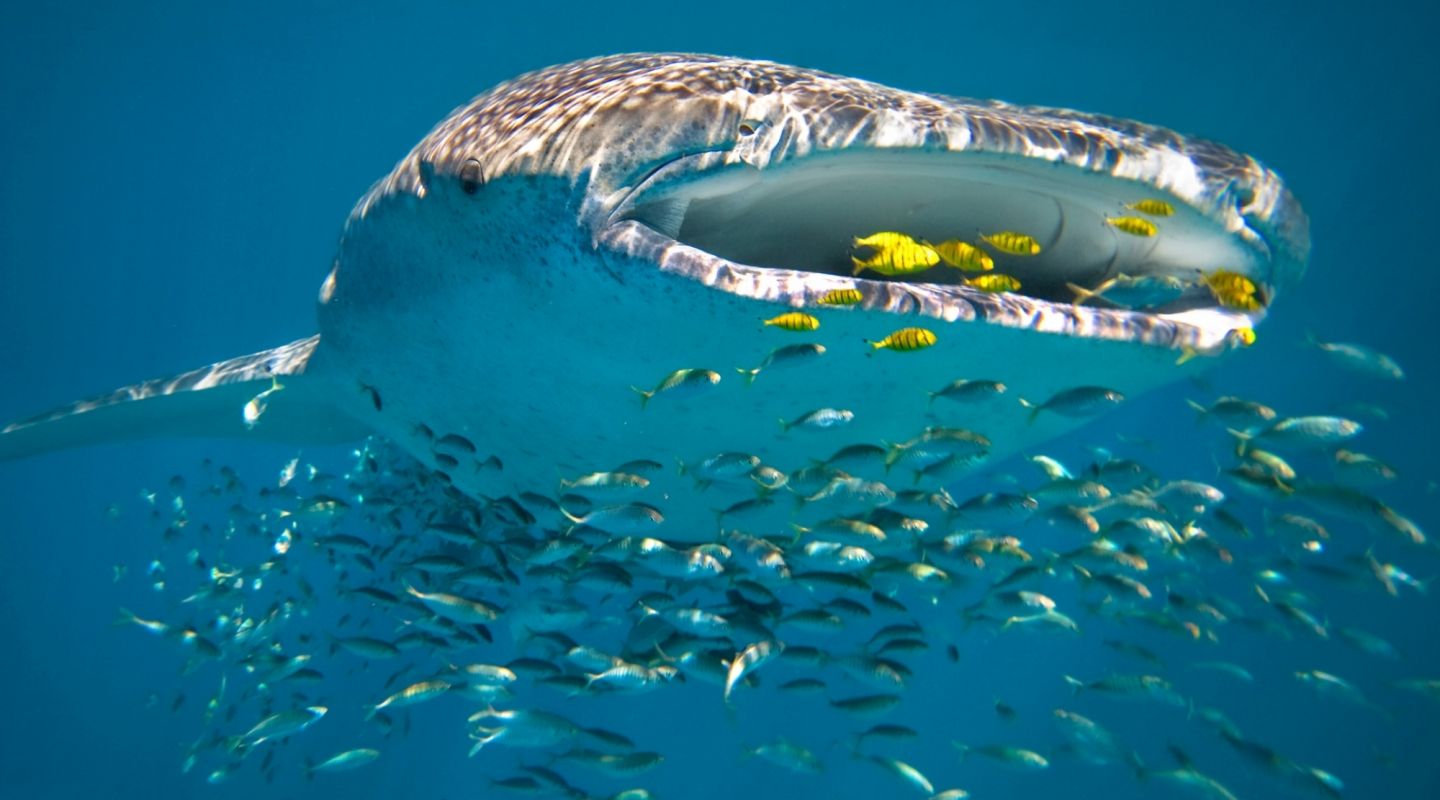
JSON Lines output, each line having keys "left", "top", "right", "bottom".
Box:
{"left": 1125, "top": 749, "right": 1147, "bottom": 779}
{"left": 1225, "top": 428, "right": 1253, "bottom": 456}
{"left": 1017, "top": 398, "right": 1040, "bottom": 424}
{"left": 630, "top": 386, "right": 654, "bottom": 410}
{"left": 467, "top": 733, "right": 497, "bottom": 758}
{"left": 1184, "top": 399, "right": 1209, "bottom": 426}
{"left": 1066, "top": 282, "right": 1100, "bottom": 306}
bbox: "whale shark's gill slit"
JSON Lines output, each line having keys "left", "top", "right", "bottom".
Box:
{"left": 626, "top": 151, "right": 1269, "bottom": 311}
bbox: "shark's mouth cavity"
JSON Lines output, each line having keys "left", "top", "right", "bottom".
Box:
{"left": 610, "top": 150, "right": 1273, "bottom": 351}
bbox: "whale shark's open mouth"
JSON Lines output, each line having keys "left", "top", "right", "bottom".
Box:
{"left": 605, "top": 149, "right": 1279, "bottom": 353}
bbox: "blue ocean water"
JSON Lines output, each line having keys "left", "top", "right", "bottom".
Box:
{"left": 1, "top": 2, "right": 1436, "bottom": 799}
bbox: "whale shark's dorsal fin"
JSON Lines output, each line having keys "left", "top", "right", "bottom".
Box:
{"left": 0, "top": 335, "right": 365, "bottom": 461}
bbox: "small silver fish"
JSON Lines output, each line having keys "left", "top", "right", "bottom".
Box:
{"left": 306, "top": 748, "right": 381, "bottom": 774}
{"left": 1306, "top": 334, "right": 1404, "bottom": 380}
{"left": 780, "top": 408, "right": 854, "bottom": 432}
{"left": 1021, "top": 386, "right": 1124, "bottom": 422}
{"left": 725, "top": 640, "right": 782, "bottom": 703}
{"left": 738, "top": 343, "right": 826, "bottom": 384}
{"left": 1067, "top": 273, "right": 1188, "bottom": 309}
{"left": 928, "top": 379, "right": 1007, "bottom": 406}
{"left": 631, "top": 368, "right": 721, "bottom": 410}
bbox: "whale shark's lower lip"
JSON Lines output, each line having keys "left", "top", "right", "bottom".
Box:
{"left": 604, "top": 149, "right": 1272, "bottom": 353}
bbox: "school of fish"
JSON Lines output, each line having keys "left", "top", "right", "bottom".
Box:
{"left": 106, "top": 250, "right": 1432, "bottom": 798}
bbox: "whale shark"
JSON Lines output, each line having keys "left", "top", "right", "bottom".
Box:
{"left": 0, "top": 53, "right": 1308, "bottom": 524}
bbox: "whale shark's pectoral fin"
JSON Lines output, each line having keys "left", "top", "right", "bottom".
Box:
{"left": 0, "top": 335, "right": 367, "bottom": 461}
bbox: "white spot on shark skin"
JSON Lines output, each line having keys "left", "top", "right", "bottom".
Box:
{"left": 0, "top": 53, "right": 1307, "bottom": 512}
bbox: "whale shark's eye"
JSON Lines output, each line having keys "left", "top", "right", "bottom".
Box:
{"left": 737, "top": 120, "right": 762, "bottom": 138}
{"left": 460, "top": 158, "right": 484, "bottom": 195}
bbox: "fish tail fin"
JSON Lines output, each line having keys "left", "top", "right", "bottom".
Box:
{"left": 788, "top": 524, "right": 809, "bottom": 546}
{"left": 630, "top": 386, "right": 654, "bottom": 410}
{"left": 1175, "top": 347, "right": 1199, "bottom": 366}
{"left": 736, "top": 367, "right": 761, "bottom": 386}
{"left": 1184, "top": 399, "right": 1208, "bottom": 425}
{"left": 0, "top": 336, "right": 366, "bottom": 462}
{"left": 559, "top": 507, "right": 585, "bottom": 526}
{"left": 1253, "top": 583, "right": 1271, "bottom": 604}
{"left": 1066, "top": 282, "right": 1098, "bottom": 306}
{"left": 467, "top": 731, "right": 498, "bottom": 758}
{"left": 113, "top": 607, "right": 138, "bottom": 627}
{"left": 363, "top": 704, "right": 379, "bottom": 721}
{"left": 951, "top": 741, "right": 970, "bottom": 760}
{"left": 850, "top": 257, "right": 867, "bottom": 276}
{"left": 1017, "top": 398, "right": 1040, "bottom": 424}
{"left": 1125, "top": 750, "right": 1146, "bottom": 779}
{"left": 882, "top": 442, "right": 900, "bottom": 472}
{"left": 303, "top": 758, "right": 315, "bottom": 781}
{"left": 1225, "top": 428, "right": 1252, "bottom": 456}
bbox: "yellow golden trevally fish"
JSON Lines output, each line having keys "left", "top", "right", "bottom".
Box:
{"left": 817, "top": 288, "right": 862, "bottom": 306}
{"left": 1126, "top": 198, "right": 1176, "bottom": 216}
{"left": 1203, "top": 270, "right": 1266, "bottom": 311}
{"left": 868, "top": 327, "right": 937, "bottom": 352}
{"left": 1106, "top": 216, "right": 1159, "bottom": 237}
{"left": 763, "top": 311, "right": 820, "bottom": 332}
{"left": 965, "top": 274, "right": 1022, "bottom": 293}
{"left": 851, "top": 232, "right": 940, "bottom": 277}
{"left": 931, "top": 240, "right": 994, "bottom": 272}
{"left": 978, "top": 231, "right": 1042, "bottom": 256}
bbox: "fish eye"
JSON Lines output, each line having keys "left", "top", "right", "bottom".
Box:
{"left": 459, "top": 158, "right": 484, "bottom": 194}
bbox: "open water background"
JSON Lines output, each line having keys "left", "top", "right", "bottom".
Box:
{"left": 1, "top": 2, "right": 1436, "bottom": 798}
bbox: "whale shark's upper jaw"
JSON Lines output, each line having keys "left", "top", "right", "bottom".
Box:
{"left": 598, "top": 145, "right": 1302, "bottom": 353}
